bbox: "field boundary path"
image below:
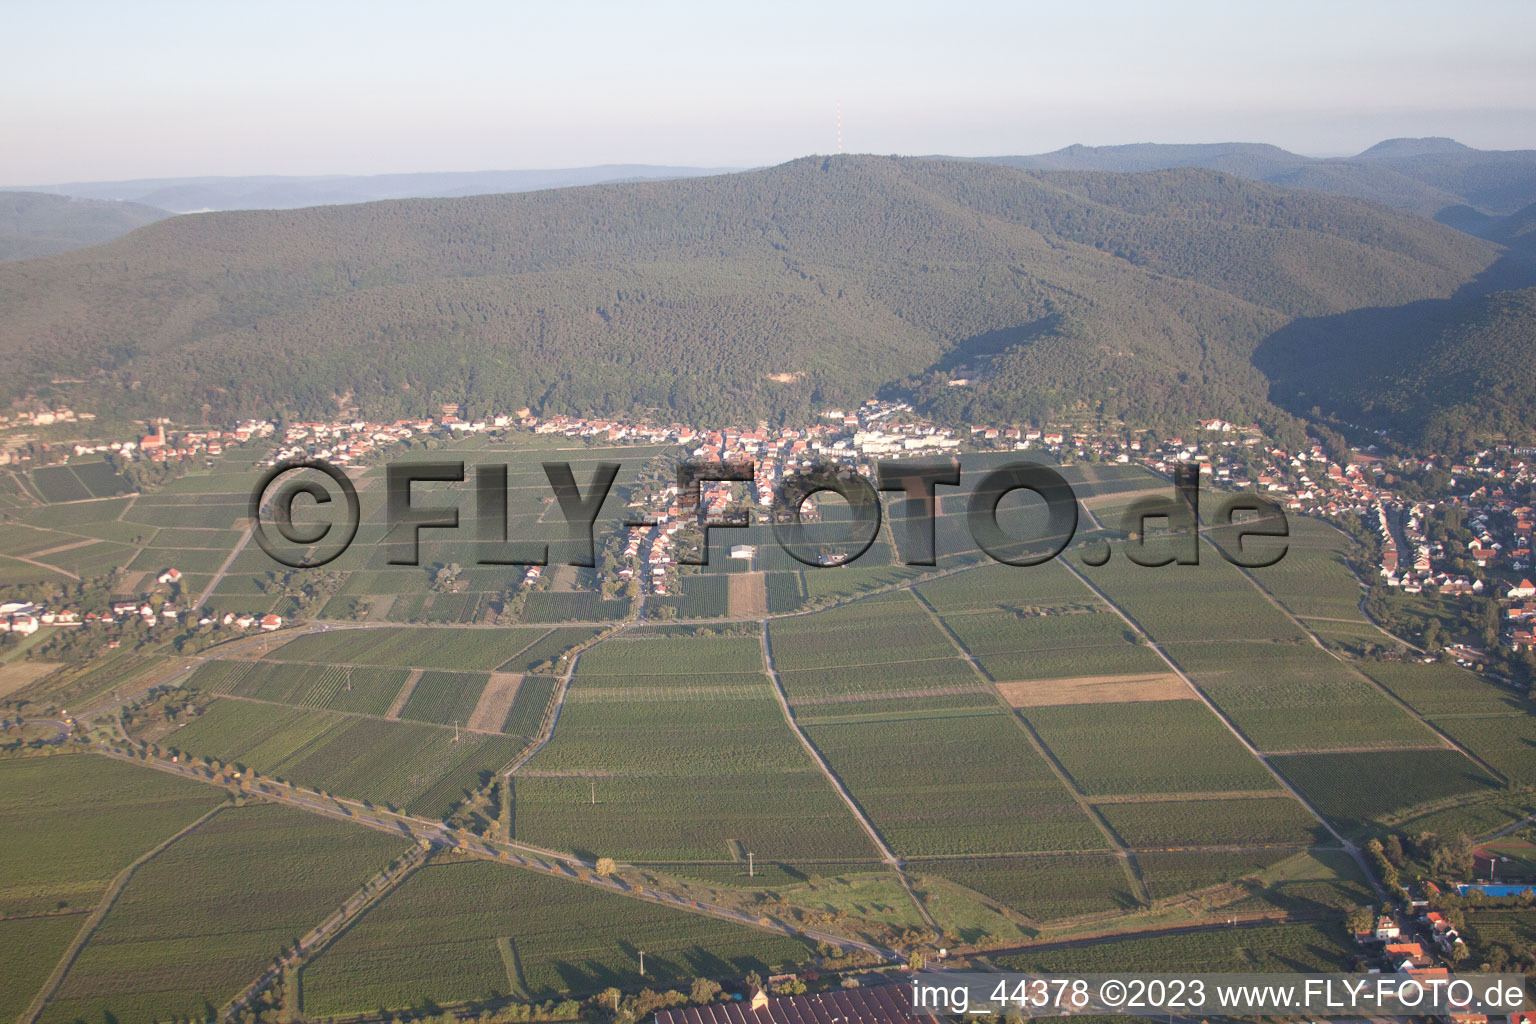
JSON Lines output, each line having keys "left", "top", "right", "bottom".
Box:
{"left": 91, "top": 745, "right": 898, "bottom": 964}
{"left": 5, "top": 552, "right": 80, "bottom": 581}
{"left": 908, "top": 589, "right": 1153, "bottom": 907}
{"left": 1054, "top": 558, "right": 1384, "bottom": 898}
{"left": 497, "top": 619, "right": 635, "bottom": 778}
{"left": 219, "top": 841, "right": 434, "bottom": 1022}
{"left": 385, "top": 669, "right": 424, "bottom": 719}
{"left": 20, "top": 803, "right": 228, "bottom": 1024}
{"left": 192, "top": 520, "right": 255, "bottom": 613}
{"left": 756, "top": 622, "right": 941, "bottom": 932}
{"left": 1226, "top": 552, "right": 1511, "bottom": 785}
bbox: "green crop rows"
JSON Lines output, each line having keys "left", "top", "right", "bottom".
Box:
{"left": 271, "top": 626, "right": 552, "bottom": 670}
{"left": 1097, "top": 797, "right": 1325, "bottom": 847}
{"left": 514, "top": 669, "right": 874, "bottom": 861}
{"left": 1020, "top": 701, "right": 1280, "bottom": 796}
{"left": 300, "top": 860, "right": 815, "bottom": 1014}
{"left": 0, "top": 756, "right": 223, "bottom": 918}
{"left": 803, "top": 712, "right": 1107, "bottom": 856}
{"left": 913, "top": 855, "right": 1138, "bottom": 921}
{"left": 399, "top": 671, "right": 491, "bottom": 726}
{"left": 168, "top": 701, "right": 525, "bottom": 819}
{"left": 1166, "top": 641, "right": 1438, "bottom": 751}
{"left": 41, "top": 804, "right": 407, "bottom": 1024}
{"left": 997, "top": 921, "right": 1352, "bottom": 972}
{"left": 1271, "top": 749, "right": 1502, "bottom": 836}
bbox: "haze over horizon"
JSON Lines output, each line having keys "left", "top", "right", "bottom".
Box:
{"left": 6, "top": 0, "right": 1536, "bottom": 186}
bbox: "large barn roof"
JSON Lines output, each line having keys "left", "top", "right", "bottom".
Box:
{"left": 656, "top": 985, "right": 934, "bottom": 1024}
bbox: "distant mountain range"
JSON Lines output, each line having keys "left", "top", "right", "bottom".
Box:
{"left": 0, "top": 165, "right": 740, "bottom": 215}
{"left": 9, "top": 137, "right": 1536, "bottom": 262}
{"left": 970, "top": 137, "right": 1536, "bottom": 226}
{"left": 0, "top": 192, "right": 171, "bottom": 260}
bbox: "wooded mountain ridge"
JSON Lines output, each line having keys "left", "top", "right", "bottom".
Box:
{"left": 3, "top": 155, "right": 1518, "bottom": 444}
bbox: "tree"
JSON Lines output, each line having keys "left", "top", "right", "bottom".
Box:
{"left": 1346, "top": 906, "right": 1374, "bottom": 935}
{"left": 595, "top": 856, "right": 616, "bottom": 877}
{"left": 689, "top": 978, "right": 722, "bottom": 1004}
{"left": 1384, "top": 834, "right": 1406, "bottom": 868}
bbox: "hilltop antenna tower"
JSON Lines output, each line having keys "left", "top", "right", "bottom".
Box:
{"left": 836, "top": 100, "right": 843, "bottom": 154}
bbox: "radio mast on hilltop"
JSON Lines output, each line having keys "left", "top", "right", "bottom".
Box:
{"left": 836, "top": 100, "right": 843, "bottom": 154}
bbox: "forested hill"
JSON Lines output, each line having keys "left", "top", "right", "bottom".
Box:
{"left": 0, "top": 156, "right": 1499, "bottom": 431}
{"left": 1257, "top": 286, "right": 1536, "bottom": 449}
{"left": 0, "top": 192, "right": 171, "bottom": 260}
{"left": 979, "top": 139, "right": 1536, "bottom": 221}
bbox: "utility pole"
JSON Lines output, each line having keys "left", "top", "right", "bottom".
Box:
{"left": 590, "top": 779, "right": 596, "bottom": 805}
{"left": 639, "top": 949, "right": 645, "bottom": 976}
{"left": 453, "top": 720, "right": 459, "bottom": 743}
{"left": 748, "top": 851, "right": 754, "bottom": 878}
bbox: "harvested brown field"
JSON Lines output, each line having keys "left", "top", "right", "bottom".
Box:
{"left": 468, "top": 672, "right": 522, "bottom": 731}
{"left": 728, "top": 571, "right": 768, "bottom": 618}
{"left": 997, "top": 672, "right": 1193, "bottom": 707}
{"left": 0, "top": 660, "right": 61, "bottom": 699}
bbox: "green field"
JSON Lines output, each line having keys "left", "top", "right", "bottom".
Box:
{"left": 913, "top": 855, "right": 1139, "bottom": 921}
{"left": 1020, "top": 700, "right": 1280, "bottom": 796}
{"left": 1077, "top": 542, "right": 1307, "bottom": 644}
{"left": 399, "top": 671, "right": 491, "bottom": 726}
{"left": 1097, "top": 797, "right": 1325, "bottom": 848}
{"left": 41, "top": 804, "right": 408, "bottom": 1024}
{"left": 0, "top": 756, "right": 224, "bottom": 918}
{"left": 497, "top": 627, "right": 604, "bottom": 673}
{"left": 1165, "top": 641, "right": 1439, "bottom": 751}
{"left": 167, "top": 700, "right": 525, "bottom": 819}
{"left": 0, "top": 914, "right": 91, "bottom": 1022}
{"left": 300, "top": 860, "right": 815, "bottom": 1014}
{"left": 776, "top": 656, "right": 981, "bottom": 703}
{"left": 1429, "top": 713, "right": 1536, "bottom": 786}
{"left": 997, "top": 921, "right": 1353, "bottom": 972}
{"left": 513, "top": 666, "right": 874, "bottom": 861}
{"left": 1215, "top": 850, "right": 1376, "bottom": 916}
{"left": 269, "top": 627, "right": 553, "bottom": 670}
{"left": 803, "top": 712, "right": 1107, "bottom": 856}
{"left": 1361, "top": 661, "right": 1527, "bottom": 718}
{"left": 576, "top": 634, "right": 765, "bottom": 676}
{"left": 1271, "top": 749, "right": 1503, "bottom": 836}
{"left": 1136, "top": 849, "right": 1298, "bottom": 900}
{"left": 502, "top": 677, "right": 557, "bottom": 737}
{"left": 1226, "top": 516, "right": 1370, "bottom": 623}
{"left": 768, "top": 592, "right": 958, "bottom": 671}
{"left": 916, "top": 561, "right": 1092, "bottom": 613}
{"left": 191, "top": 658, "right": 413, "bottom": 716}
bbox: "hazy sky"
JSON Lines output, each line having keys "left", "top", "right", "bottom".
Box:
{"left": 5, "top": 0, "right": 1535, "bottom": 184}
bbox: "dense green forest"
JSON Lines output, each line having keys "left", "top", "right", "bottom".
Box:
{"left": 1257, "top": 285, "right": 1536, "bottom": 448}
{"left": 0, "top": 156, "right": 1503, "bottom": 432}
{"left": 0, "top": 192, "right": 170, "bottom": 261}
